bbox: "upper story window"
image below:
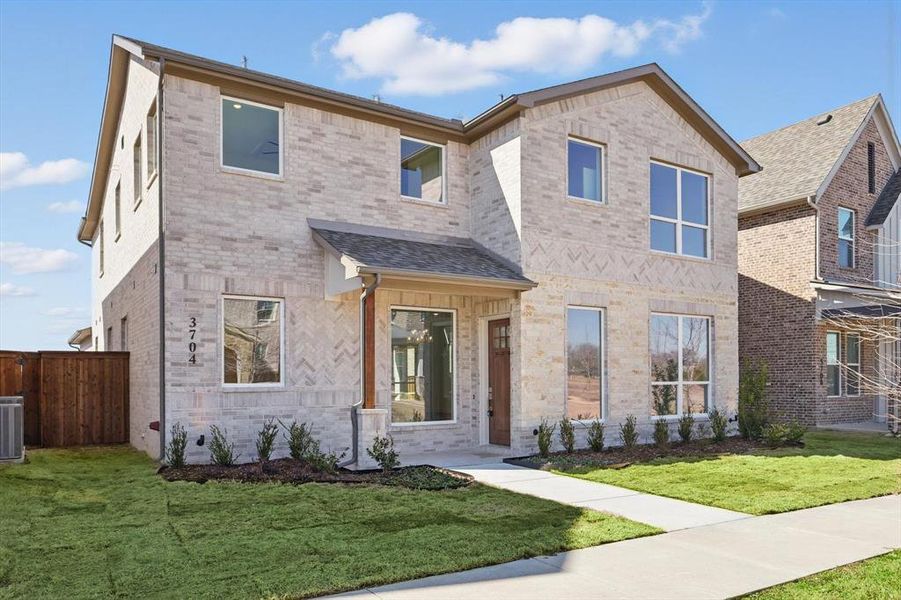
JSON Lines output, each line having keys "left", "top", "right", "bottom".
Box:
{"left": 400, "top": 136, "right": 445, "bottom": 203}
{"left": 567, "top": 138, "right": 604, "bottom": 203}
{"left": 133, "top": 133, "right": 142, "bottom": 204}
{"left": 867, "top": 142, "right": 876, "bottom": 194}
{"left": 221, "top": 96, "right": 282, "bottom": 176}
{"left": 838, "top": 207, "right": 855, "bottom": 268}
{"left": 114, "top": 181, "right": 121, "bottom": 239}
{"left": 146, "top": 102, "right": 158, "bottom": 180}
{"left": 98, "top": 221, "right": 105, "bottom": 276}
{"left": 223, "top": 296, "right": 284, "bottom": 386}
{"left": 650, "top": 161, "right": 710, "bottom": 259}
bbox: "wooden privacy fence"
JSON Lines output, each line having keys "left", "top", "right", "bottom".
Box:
{"left": 0, "top": 351, "right": 129, "bottom": 447}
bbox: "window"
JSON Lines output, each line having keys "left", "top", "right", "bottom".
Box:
{"left": 846, "top": 333, "right": 861, "bottom": 396}
{"left": 222, "top": 296, "right": 283, "bottom": 385}
{"left": 105, "top": 326, "right": 112, "bottom": 350}
{"left": 147, "top": 102, "right": 158, "bottom": 180}
{"left": 567, "top": 138, "right": 603, "bottom": 202}
{"left": 120, "top": 316, "right": 128, "bottom": 351}
{"left": 838, "top": 207, "right": 855, "bottom": 268}
{"left": 114, "top": 181, "right": 121, "bottom": 239}
{"left": 826, "top": 331, "right": 841, "bottom": 396}
{"left": 390, "top": 308, "right": 455, "bottom": 423}
{"left": 566, "top": 307, "right": 604, "bottom": 420}
{"left": 221, "top": 96, "right": 282, "bottom": 175}
{"left": 867, "top": 142, "right": 876, "bottom": 194}
{"left": 650, "top": 162, "right": 709, "bottom": 258}
{"left": 133, "top": 133, "right": 142, "bottom": 204}
{"left": 400, "top": 137, "right": 444, "bottom": 203}
{"left": 651, "top": 314, "right": 710, "bottom": 416}
{"left": 98, "top": 221, "right": 105, "bottom": 276}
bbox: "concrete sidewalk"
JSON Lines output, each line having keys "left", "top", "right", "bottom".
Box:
{"left": 333, "top": 495, "right": 901, "bottom": 599}
{"left": 456, "top": 463, "right": 748, "bottom": 531}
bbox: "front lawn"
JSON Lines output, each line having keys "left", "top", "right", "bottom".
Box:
{"left": 0, "top": 446, "right": 658, "bottom": 599}
{"left": 746, "top": 550, "right": 901, "bottom": 599}
{"left": 555, "top": 430, "right": 900, "bottom": 515}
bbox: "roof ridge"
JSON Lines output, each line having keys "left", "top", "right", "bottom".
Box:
{"left": 741, "top": 94, "right": 878, "bottom": 144}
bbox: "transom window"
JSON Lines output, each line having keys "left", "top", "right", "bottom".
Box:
{"left": 401, "top": 137, "right": 445, "bottom": 203}
{"left": 826, "top": 331, "right": 841, "bottom": 396}
{"left": 391, "top": 308, "right": 455, "bottom": 423}
{"left": 846, "top": 333, "right": 861, "bottom": 396}
{"left": 650, "top": 314, "right": 711, "bottom": 416}
{"left": 567, "top": 138, "right": 604, "bottom": 202}
{"left": 223, "top": 296, "right": 284, "bottom": 385}
{"left": 566, "top": 307, "right": 604, "bottom": 420}
{"left": 838, "top": 207, "right": 855, "bottom": 268}
{"left": 221, "top": 96, "right": 282, "bottom": 176}
{"left": 650, "top": 162, "right": 710, "bottom": 258}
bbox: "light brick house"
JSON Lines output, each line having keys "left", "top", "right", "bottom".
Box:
{"left": 738, "top": 96, "right": 901, "bottom": 428}
{"left": 79, "top": 36, "right": 759, "bottom": 465}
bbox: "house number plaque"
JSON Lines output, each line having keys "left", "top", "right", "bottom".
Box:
{"left": 188, "top": 317, "right": 197, "bottom": 364}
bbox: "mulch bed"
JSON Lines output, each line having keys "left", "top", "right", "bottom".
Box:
{"left": 160, "top": 458, "right": 473, "bottom": 490}
{"left": 507, "top": 436, "right": 792, "bottom": 471}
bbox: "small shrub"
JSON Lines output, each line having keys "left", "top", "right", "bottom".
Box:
{"left": 537, "top": 417, "right": 556, "bottom": 458}
{"left": 166, "top": 422, "right": 188, "bottom": 468}
{"left": 739, "top": 359, "right": 769, "bottom": 439}
{"left": 559, "top": 417, "right": 575, "bottom": 453}
{"left": 255, "top": 418, "right": 279, "bottom": 463}
{"left": 367, "top": 434, "right": 399, "bottom": 473}
{"left": 785, "top": 420, "right": 807, "bottom": 445}
{"left": 619, "top": 414, "right": 638, "bottom": 449}
{"left": 208, "top": 425, "right": 239, "bottom": 466}
{"left": 308, "top": 447, "right": 346, "bottom": 474}
{"left": 280, "top": 420, "right": 316, "bottom": 461}
{"left": 677, "top": 412, "right": 695, "bottom": 444}
{"left": 653, "top": 419, "right": 670, "bottom": 450}
{"left": 708, "top": 407, "right": 728, "bottom": 442}
{"left": 762, "top": 423, "right": 789, "bottom": 448}
{"left": 587, "top": 419, "right": 605, "bottom": 452}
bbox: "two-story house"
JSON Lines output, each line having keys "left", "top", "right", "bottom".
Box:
{"left": 738, "top": 96, "right": 901, "bottom": 430}
{"left": 79, "top": 36, "right": 759, "bottom": 465}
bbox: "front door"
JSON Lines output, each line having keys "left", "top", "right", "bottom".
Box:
{"left": 488, "top": 318, "right": 511, "bottom": 446}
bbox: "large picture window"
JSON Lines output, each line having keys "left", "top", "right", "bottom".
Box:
{"left": 401, "top": 137, "right": 445, "bottom": 203}
{"left": 650, "top": 314, "right": 710, "bottom": 416}
{"left": 650, "top": 162, "right": 710, "bottom": 258}
{"left": 566, "top": 307, "right": 604, "bottom": 420}
{"left": 223, "top": 296, "right": 283, "bottom": 385}
{"left": 391, "top": 308, "right": 455, "bottom": 423}
{"left": 567, "top": 138, "right": 604, "bottom": 203}
{"left": 826, "top": 331, "right": 841, "bottom": 396}
{"left": 838, "top": 207, "right": 855, "bottom": 268}
{"left": 221, "top": 96, "right": 282, "bottom": 176}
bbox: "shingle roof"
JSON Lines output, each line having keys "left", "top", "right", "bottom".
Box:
{"left": 866, "top": 169, "right": 901, "bottom": 227}
{"left": 738, "top": 96, "right": 878, "bottom": 213}
{"left": 308, "top": 220, "right": 535, "bottom": 289}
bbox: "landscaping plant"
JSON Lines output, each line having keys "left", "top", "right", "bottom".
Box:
{"left": 708, "top": 407, "right": 728, "bottom": 442}
{"left": 738, "top": 359, "right": 769, "bottom": 439}
{"left": 762, "top": 423, "right": 790, "bottom": 448}
{"left": 209, "top": 425, "right": 239, "bottom": 466}
{"left": 677, "top": 412, "right": 695, "bottom": 444}
{"left": 786, "top": 420, "right": 807, "bottom": 445}
{"left": 367, "top": 434, "right": 399, "bottom": 473}
{"left": 166, "top": 421, "right": 188, "bottom": 468}
{"left": 255, "top": 418, "right": 279, "bottom": 463}
{"left": 559, "top": 416, "right": 575, "bottom": 453}
{"left": 619, "top": 414, "right": 638, "bottom": 449}
{"left": 308, "top": 447, "right": 345, "bottom": 474}
{"left": 537, "top": 417, "right": 556, "bottom": 458}
{"left": 587, "top": 419, "right": 605, "bottom": 452}
{"left": 280, "top": 420, "right": 316, "bottom": 460}
{"left": 653, "top": 419, "right": 669, "bottom": 450}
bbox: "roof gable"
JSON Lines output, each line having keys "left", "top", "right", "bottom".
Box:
{"left": 867, "top": 168, "right": 901, "bottom": 227}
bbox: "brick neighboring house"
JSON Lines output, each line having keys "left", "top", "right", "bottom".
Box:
{"left": 738, "top": 96, "right": 901, "bottom": 429}
{"left": 79, "top": 36, "right": 760, "bottom": 465}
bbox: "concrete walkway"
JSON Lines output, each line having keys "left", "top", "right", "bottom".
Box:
{"left": 455, "top": 463, "right": 748, "bottom": 531}
{"left": 333, "top": 495, "right": 901, "bottom": 599}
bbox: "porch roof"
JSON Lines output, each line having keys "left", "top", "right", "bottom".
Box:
{"left": 308, "top": 219, "right": 536, "bottom": 291}
{"left": 821, "top": 304, "right": 901, "bottom": 319}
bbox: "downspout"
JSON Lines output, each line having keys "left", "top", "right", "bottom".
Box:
{"left": 338, "top": 273, "right": 381, "bottom": 468}
{"left": 157, "top": 57, "right": 167, "bottom": 462}
{"left": 807, "top": 195, "right": 820, "bottom": 281}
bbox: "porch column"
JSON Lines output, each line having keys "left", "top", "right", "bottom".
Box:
{"left": 363, "top": 288, "right": 376, "bottom": 409}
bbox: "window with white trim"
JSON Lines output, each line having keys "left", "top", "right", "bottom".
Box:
{"left": 133, "top": 133, "right": 142, "bottom": 204}
{"left": 826, "top": 331, "right": 841, "bottom": 396}
{"left": 221, "top": 96, "right": 282, "bottom": 176}
{"left": 846, "top": 333, "right": 861, "bottom": 396}
{"left": 146, "top": 102, "right": 158, "bottom": 180}
{"left": 114, "top": 181, "right": 121, "bottom": 239}
{"left": 838, "top": 207, "right": 855, "bottom": 268}
{"left": 223, "top": 296, "right": 284, "bottom": 385}
{"left": 650, "top": 162, "right": 710, "bottom": 258}
{"left": 390, "top": 308, "right": 455, "bottom": 423}
{"left": 98, "top": 221, "right": 105, "bottom": 276}
{"left": 650, "top": 314, "right": 711, "bottom": 416}
{"left": 567, "top": 138, "right": 604, "bottom": 203}
{"left": 566, "top": 307, "right": 604, "bottom": 420}
{"left": 400, "top": 137, "right": 445, "bottom": 203}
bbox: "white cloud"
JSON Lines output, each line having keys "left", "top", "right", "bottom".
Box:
{"left": 0, "top": 152, "right": 90, "bottom": 191}
{"left": 327, "top": 5, "right": 712, "bottom": 95}
{"left": 0, "top": 242, "right": 78, "bottom": 274}
{"left": 44, "top": 307, "right": 87, "bottom": 317}
{"left": 0, "top": 282, "right": 36, "bottom": 297}
{"left": 46, "top": 200, "right": 84, "bottom": 214}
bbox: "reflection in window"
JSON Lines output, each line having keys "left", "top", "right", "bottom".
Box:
{"left": 826, "top": 332, "right": 841, "bottom": 396}
{"left": 223, "top": 297, "right": 282, "bottom": 384}
{"left": 391, "top": 309, "right": 454, "bottom": 423}
{"left": 222, "top": 98, "right": 281, "bottom": 175}
{"left": 650, "top": 162, "right": 709, "bottom": 258}
{"left": 651, "top": 314, "right": 710, "bottom": 416}
{"left": 401, "top": 138, "right": 444, "bottom": 202}
{"left": 846, "top": 333, "right": 860, "bottom": 396}
{"left": 567, "top": 139, "right": 603, "bottom": 202}
{"left": 567, "top": 307, "right": 603, "bottom": 419}
{"left": 838, "top": 208, "right": 855, "bottom": 268}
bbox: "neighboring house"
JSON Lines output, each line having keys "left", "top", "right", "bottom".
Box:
{"left": 67, "top": 327, "right": 93, "bottom": 351}
{"left": 79, "top": 36, "right": 758, "bottom": 465}
{"left": 738, "top": 96, "right": 901, "bottom": 429}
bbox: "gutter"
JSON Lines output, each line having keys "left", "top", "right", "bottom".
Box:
{"left": 157, "top": 57, "right": 167, "bottom": 462}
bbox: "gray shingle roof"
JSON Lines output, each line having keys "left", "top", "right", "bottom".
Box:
{"left": 866, "top": 169, "right": 901, "bottom": 227}
{"left": 309, "top": 220, "right": 535, "bottom": 288}
{"left": 739, "top": 96, "right": 878, "bottom": 213}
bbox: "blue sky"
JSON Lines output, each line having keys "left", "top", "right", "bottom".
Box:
{"left": 0, "top": 0, "right": 898, "bottom": 350}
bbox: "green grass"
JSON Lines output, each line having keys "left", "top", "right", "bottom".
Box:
{"left": 557, "top": 431, "right": 901, "bottom": 515}
{"left": 746, "top": 550, "right": 901, "bottom": 599}
{"left": 0, "top": 446, "right": 658, "bottom": 599}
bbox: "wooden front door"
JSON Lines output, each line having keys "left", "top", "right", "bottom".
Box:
{"left": 488, "top": 318, "right": 511, "bottom": 446}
